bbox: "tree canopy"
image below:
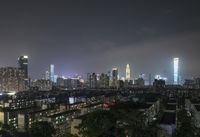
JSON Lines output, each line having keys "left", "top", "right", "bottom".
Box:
{"left": 29, "top": 121, "right": 56, "bottom": 137}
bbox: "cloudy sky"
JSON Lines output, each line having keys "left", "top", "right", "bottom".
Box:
{"left": 0, "top": 0, "right": 200, "bottom": 82}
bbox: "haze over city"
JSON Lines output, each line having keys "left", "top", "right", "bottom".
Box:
{"left": 0, "top": 0, "right": 200, "bottom": 80}
{"left": 1, "top": 1, "right": 200, "bottom": 137}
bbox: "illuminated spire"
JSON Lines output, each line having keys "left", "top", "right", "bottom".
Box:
{"left": 126, "top": 64, "right": 131, "bottom": 81}
{"left": 173, "top": 58, "right": 179, "bottom": 85}
{"left": 50, "top": 64, "right": 55, "bottom": 82}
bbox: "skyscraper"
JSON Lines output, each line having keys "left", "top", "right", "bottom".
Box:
{"left": 50, "top": 64, "right": 55, "bottom": 82}
{"left": 126, "top": 64, "right": 131, "bottom": 81}
{"left": 173, "top": 58, "right": 179, "bottom": 85}
{"left": 18, "top": 55, "right": 28, "bottom": 79}
{"left": 86, "top": 73, "right": 92, "bottom": 88}
{"left": 0, "top": 67, "right": 25, "bottom": 92}
{"left": 99, "top": 73, "right": 109, "bottom": 88}
{"left": 18, "top": 55, "right": 29, "bottom": 88}
{"left": 45, "top": 71, "right": 50, "bottom": 80}
{"left": 91, "top": 73, "right": 97, "bottom": 88}
{"left": 112, "top": 67, "right": 118, "bottom": 88}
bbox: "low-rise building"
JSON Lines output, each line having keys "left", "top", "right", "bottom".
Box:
{"left": 18, "top": 108, "right": 57, "bottom": 131}
{"left": 81, "top": 103, "right": 103, "bottom": 115}
{"left": 45, "top": 109, "right": 81, "bottom": 137}
{"left": 0, "top": 67, "right": 25, "bottom": 92}
{"left": 0, "top": 107, "right": 38, "bottom": 129}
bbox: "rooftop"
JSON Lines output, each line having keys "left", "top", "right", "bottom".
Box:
{"left": 83, "top": 102, "right": 102, "bottom": 108}
{"left": 47, "top": 109, "right": 80, "bottom": 118}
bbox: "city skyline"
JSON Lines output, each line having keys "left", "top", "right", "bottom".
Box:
{"left": 0, "top": 55, "right": 182, "bottom": 82}
{"left": 0, "top": 1, "right": 200, "bottom": 80}
{"left": 0, "top": 1, "right": 200, "bottom": 136}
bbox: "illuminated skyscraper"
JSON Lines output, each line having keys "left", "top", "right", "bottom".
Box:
{"left": 0, "top": 67, "right": 25, "bottom": 92}
{"left": 91, "top": 73, "right": 97, "bottom": 88}
{"left": 99, "top": 73, "right": 109, "bottom": 88}
{"left": 45, "top": 71, "right": 50, "bottom": 80}
{"left": 18, "top": 55, "right": 29, "bottom": 88}
{"left": 126, "top": 64, "right": 131, "bottom": 81}
{"left": 112, "top": 67, "right": 118, "bottom": 88}
{"left": 173, "top": 58, "right": 179, "bottom": 85}
{"left": 112, "top": 68, "right": 118, "bottom": 80}
{"left": 18, "top": 55, "right": 28, "bottom": 79}
{"left": 50, "top": 64, "right": 55, "bottom": 82}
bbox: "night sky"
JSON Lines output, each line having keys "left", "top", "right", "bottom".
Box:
{"left": 0, "top": 0, "right": 200, "bottom": 82}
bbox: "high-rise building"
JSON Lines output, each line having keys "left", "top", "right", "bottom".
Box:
{"left": 153, "top": 79, "right": 166, "bottom": 92}
{"left": 112, "top": 68, "right": 118, "bottom": 88}
{"left": 134, "top": 78, "right": 145, "bottom": 87}
{"left": 45, "top": 71, "right": 50, "bottom": 80}
{"left": 91, "top": 73, "right": 97, "bottom": 88}
{"left": 18, "top": 55, "right": 29, "bottom": 89}
{"left": 50, "top": 64, "right": 55, "bottom": 82}
{"left": 86, "top": 73, "right": 98, "bottom": 89}
{"left": 71, "top": 78, "right": 81, "bottom": 89}
{"left": 99, "top": 73, "right": 109, "bottom": 88}
{"left": 173, "top": 58, "right": 179, "bottom": 85}
{"left": 18, "top": 55, "right": 28, "bottom": 79}
{"left": 126, "top": 64, "right": 131, "bottom": 81}
{"left": 112, "top": 68, "right": 118, "bottom": 80}
{"left": 57, "top": 77, "right": 64, "bottom": 87}
{"left": 184, "top": 78, "right": 200, "bottom": 89}
{"left": 86, "top": 73, "right": 92, "bottom": 88}
{"left": 31, "top": 79, "right": 52, "bottom": 91}
{"left": 0, "top": 67, "right": 25, "bottom": 92}
{"left": 54, "top": 75, "right": 58, "bottom": 83}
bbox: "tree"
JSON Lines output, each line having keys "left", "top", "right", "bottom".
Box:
{"left": 65, "top": 133, "right": 79, "bottom": 137}
{"left": 111, "top": 102, "right": 158, "bottom": 137}
{"left": 110, "top": 102, "right": 147, "bottom": 137}
{"left": 175, "top": 109, "right": 196, "bottom": 137}
{"left": 78, "top": 102, "right": 159, "bottom": 137}
{"left": 77, "top": 110, "right": 116, "bottom": 137}
{"left": 15, "top": 131, "right": 30, "bottom": 137}
{"left": 0, "top": 123, "right": 13, "bottom": 137}
{"left": 29, "top": 121, "right": 56, "bottom": 137}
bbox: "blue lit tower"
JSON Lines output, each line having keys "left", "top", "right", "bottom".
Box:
{"left": 173, "top": 58, "right": 179, "bottom": 85}
{"left": 50, "top": 64, "right": 55, "bottom": 82}
{"left": 126, "top": 64, "right": 131, "bottom": 81}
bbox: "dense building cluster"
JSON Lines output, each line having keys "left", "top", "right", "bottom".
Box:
{"left": 0, "top": 89, "right": 162, "bottom": 137}
{"left": 0, "top": 67, "right": 25, "bottom": 92}
{"left": 0, "top": 55, "right": 200, "bottom": 137}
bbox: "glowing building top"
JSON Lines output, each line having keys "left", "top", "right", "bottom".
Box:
{"left": 50, "top": 64, "right": 55, "bottom": 82}
{"left": 126, "top": 64, "right": 131, "bottom": 81}
{"left": 18, "top": 55, "right": 28, "bottom": 79}
{"left": 173, "top": 58, "right": 179, "bottom": 85}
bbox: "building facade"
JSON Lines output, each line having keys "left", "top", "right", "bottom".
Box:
{"left": 0, "top": 67, "right": 25, "bottom": 92}
{"left": 112, "top": 68, "right": 118, "bottom": 88}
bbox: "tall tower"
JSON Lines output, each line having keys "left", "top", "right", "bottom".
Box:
{"left": 45, "top": 71, "right": 50, "bottom": 80}
{"left": 18, "top": 55, "right": 29, "bottom": 88}
{"left": 50, "top": 64, "right": 55, "bottom": 82}
{"left": 173, "top": 58, "right": 179, "bottom": 85}
{"left": 126, "top": 64, "right": 131, "bottom": 81}
{"left": 112, "top": 67, "right": 118, "bottom": 88}
{"left": 18, "top": 55, "right": 28, "bottom": 79}
{"left": 91, "top": 73, "right": 97, "bottom": 89}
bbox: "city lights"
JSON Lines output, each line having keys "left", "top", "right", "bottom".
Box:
{"left": 174, "top": 58, "right": 179, "bottom": 85}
